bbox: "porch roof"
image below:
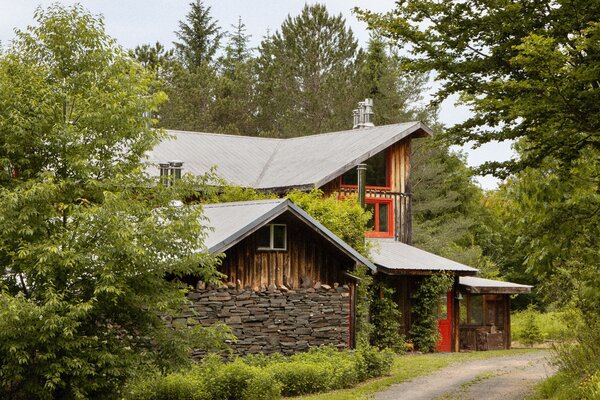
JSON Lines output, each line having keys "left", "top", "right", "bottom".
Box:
{"left": 459, "top": 276, "right": 533, "bottom": 294}
{"left": 368, "top": 238, "right": 478, "bottom": 275}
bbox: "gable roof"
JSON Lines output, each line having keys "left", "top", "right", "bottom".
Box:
{"left": 148, "top": 122, "right": 431, "bottom": 191}
{"left": 368, "top": 238, "right": 478, "bottom": 275}
{"left": 459, "top": 276, "right": 533, "bottom": 294}
{"left": 201, "top": 198, "right": 376, "bottom": 272}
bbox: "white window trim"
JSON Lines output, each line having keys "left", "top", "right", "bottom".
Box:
{"left": 257, "top": 224, "right": 287, "bottom": 251}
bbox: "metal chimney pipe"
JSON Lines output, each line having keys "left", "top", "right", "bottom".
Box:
{"left": 357, "top": 163, "right": 367, "bottom": 209}
{"left": 358, "top": 101, "right": 365, "bottom": 128}
{"left": 159, "top": 162, "right": 170, "bottom": 186}
{"left": 352, "top": 109, "right": 360, "bottom": 129}
{"left": 362, "top": 98, "right": 374, "bottom": 127}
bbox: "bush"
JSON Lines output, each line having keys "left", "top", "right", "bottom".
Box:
{"left": 355, "top": 346, "right": 395, "bottom": 380}
{"left": 124, "top": 345, "right": 395, "bottom": 400}
{"left": 370, "top": 285, "right": 405, "bottom": 352}
{"left": 519, "top": 305, "right": 543, "bottom": 347}
{"left": 512, "top": 307, "right": 582, "bottom": 342}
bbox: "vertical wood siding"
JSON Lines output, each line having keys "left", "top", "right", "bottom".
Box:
{"left": 218, "top": 213, "right": 354, "bottom": 289}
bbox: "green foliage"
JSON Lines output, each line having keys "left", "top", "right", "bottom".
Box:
{"left": 174, "top": 0, "right": 223, "bottom": 68}
{"left": 519, "top": 305, "right": 544, "bottom": 347}
{"left": 125, "top": 346, "right": 393, "bottom": 400}
{"left": 358, "top": 0, "right": 600, "bottom": 178}
{"left": 409, "top": 273, "right": 454, "bottom": 352}
{"left": 370, "top": 284, "right": 405, "bottom": 352}
{"left": 0, "top": 5, "right": 221, "bottom": 399}
{"left": 412, "top": 138, "right": 486, "bottom": 269}
{"left": 511, "top": 308, "right": 582, "bottom": 343}
{"left": 255, "top": 4, "right": 361, "bottom": 137}
{"left": 286, "top": 189, "right": 372, "bottom": 257}
{"left": 353, "top": 265, "right": 375, "bottom": 347}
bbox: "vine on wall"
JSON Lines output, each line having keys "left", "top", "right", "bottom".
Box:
{"left": 409, "top": 273, "right": 454, "bottom": 352}
{"left": 370, "top": 284, "right": 405, "bottom": 353}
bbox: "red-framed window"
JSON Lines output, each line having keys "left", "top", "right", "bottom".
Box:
{"left": 339, "top": 149, "right": 391, "bottom": 190}
{"left": 365, "top": 198, "right": 394, "bottom": 238}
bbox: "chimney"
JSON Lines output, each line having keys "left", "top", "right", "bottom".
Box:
{"left": 352, "top": 98, "right": 375, "bottom": 129}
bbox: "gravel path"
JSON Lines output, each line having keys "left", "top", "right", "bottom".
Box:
{"left": 375, "top": 351, "right": 556, "bottom": 400}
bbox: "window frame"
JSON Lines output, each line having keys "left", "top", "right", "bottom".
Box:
{"left": 339, "top": 149, "right": 392, "bottom": 190}
{"left": 364, "top": 198, "right": 394, "bottom": 238}
{"left": 256, "top": 224, "right": 287, "bottom": 251}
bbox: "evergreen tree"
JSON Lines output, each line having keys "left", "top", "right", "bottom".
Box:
{"left": 173, "top": 0, "right": 223, "bottom": 68}
{"left": 255, "top": 4, "right": 362, "bottom": 137}
{"left": 131, "top": 41, "right": 174, "bottom": 77}
{"left": 210, "top": 17, "right": 257, "bottom": 134}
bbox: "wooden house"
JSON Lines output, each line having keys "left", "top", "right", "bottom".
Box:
{"left": 151, "top": 99, "right": 531, "bottom": 352}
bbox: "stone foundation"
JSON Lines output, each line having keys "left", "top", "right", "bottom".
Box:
{"left": 166, "top": 283, "right": 351, "bottom": 356}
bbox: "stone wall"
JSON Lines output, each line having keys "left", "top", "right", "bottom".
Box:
{"left": 167, "top": 283, "right": 351, "bottom": 356}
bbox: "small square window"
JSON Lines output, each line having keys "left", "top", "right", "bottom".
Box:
{"left": 257, "top": 224, "right": 287, "bottom": 251}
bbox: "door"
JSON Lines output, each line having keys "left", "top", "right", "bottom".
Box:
{"left": 437, "top": 291, "right": 452, "bottom": 352}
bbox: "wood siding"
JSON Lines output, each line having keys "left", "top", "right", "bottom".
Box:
{"left": 218, "top": 213, "right": 355, "bottom": 290}
{"left": 389, "top": 139, "right": 412, "bottom": 244}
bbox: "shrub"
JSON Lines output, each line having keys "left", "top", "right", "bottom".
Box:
{"left": 241, "top": 369, "right": 281, "bottom": 400}
{"left": 519, "top": 305, "right": 543, "bottom": 347}
{"left": 355, "top": 345, "right": 395, "bottom": 380}
{"left": 124, "top": 346, "right": 395, "bottom": 400}
{"left": 370, "top": 284, "right": 405, "bottom": 352}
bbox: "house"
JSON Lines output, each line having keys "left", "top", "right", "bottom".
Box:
{"left": 151, "top": 99, "right": 531, "bottom": 352}
{"left": 170, "top": 198, "right": 374, "bottom": 355}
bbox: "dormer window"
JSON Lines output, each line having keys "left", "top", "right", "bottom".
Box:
{"left": 257, "top": 224, "right": 287, "bottom": 250}
{"left": 341, "top": 150, "right": 389, "bottom": 188}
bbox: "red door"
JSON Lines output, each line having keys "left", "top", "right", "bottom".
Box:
{"left": 437, "top": 292, "right": 452, "bottom": 352}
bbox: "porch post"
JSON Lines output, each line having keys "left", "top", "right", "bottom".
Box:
{"left": 452, "top": 277, "right": 460, "bottom": 352}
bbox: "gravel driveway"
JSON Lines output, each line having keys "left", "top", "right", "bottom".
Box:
{"left": 375, "top": 351, "right": 556, "bottom": 400}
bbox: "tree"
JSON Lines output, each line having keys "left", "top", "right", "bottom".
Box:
{"left": 174, "top": 0, "right": 223, "bottom": 68}
{"left": 358, "top": 0, "right": 600, "bottom": 178}
{"left": 210, "top": 17, "right": 258, "bottom": 135}
{"left": 358, "top": 36, "right": 432, "bottom": 125}
{"left": 131, "top": 41, "right": 174, "bottom": 77}
{"left": 0, "top": 5, "right": 220, "bottom": 398}
{"left": 255, "top": 4, "right": 362, "bottom": 137}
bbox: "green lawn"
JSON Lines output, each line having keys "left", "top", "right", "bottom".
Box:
{"left": 292, "top": 349, "right": 540, "bottom": 400}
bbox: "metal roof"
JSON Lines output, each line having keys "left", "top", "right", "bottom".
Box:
{"left": 459, "top": 276, "right": 533, "bottom": 294}
{"left": 147, "top": 122, "right": 431, "bottom": 190}
{"left": 201, "top": 198, "right": 376, "bottom": 272}
{"left": 368, "top": 238, "right": 479, "bottom": 275}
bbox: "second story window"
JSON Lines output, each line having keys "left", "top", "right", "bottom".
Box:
{"left": 365, "top": 199, "right": 393, "bottom": 237}
{"left": 341, "top": 150, "right": 389, "bottom": 188}
{"left": 257, "top": 224, "right": 287, "bottom": 250}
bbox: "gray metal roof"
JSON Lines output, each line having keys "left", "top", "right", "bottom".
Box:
{"left": 202, "top": 198, "right": 376, "bottom": 271}
{"left": 368, "top": 238, "right": 479, "bottom": 275}
{"left": 147, "top": 122, "right": 431, "bottom": 190}
{"left": 459, "top": 276, "right": 532, "bottom": 294}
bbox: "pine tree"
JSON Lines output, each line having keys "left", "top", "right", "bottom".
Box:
{"left": 173, "top": 0, "right": 223, "bottom": 68}
{"left": 255, "top": 4, "right": 362, "bottom": 137}
{"left": 211, "top": 17, "right": 257, "bottom": 134}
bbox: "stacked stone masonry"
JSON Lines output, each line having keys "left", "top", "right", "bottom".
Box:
{"left": 167, "top": 283, "right": 351, "bottom": 356}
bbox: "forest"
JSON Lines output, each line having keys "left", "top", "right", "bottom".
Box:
{"left": 0, "top": 1, "right": 598, "bottom": 399}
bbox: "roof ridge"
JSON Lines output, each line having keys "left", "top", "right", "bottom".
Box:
{"left": 166, "top": 129, "right": 284, "bottom": 142}
{"left": 283, "top": 122, "right": 419, "bottom": 142}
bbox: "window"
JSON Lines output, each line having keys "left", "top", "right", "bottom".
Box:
{"left": 257, "top": 224, "right": 287, "bottom": 250}
{"left": 341, "top": 150, "right": 389, "bottom": 188}
{"left": 468, "top": 295, "right": 483, "bottom": 325}
{"left": 365, "top": 199, "right": 393, "bottom": 237}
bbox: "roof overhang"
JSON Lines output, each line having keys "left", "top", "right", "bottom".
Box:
{"left": 459, "top": 277, "right": 533, "bottom": 294}
{"left": 205, "top": 199, "right": 376, "bottom": 272}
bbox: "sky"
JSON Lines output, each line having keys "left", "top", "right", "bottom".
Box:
{"left": 0, "top": 0, "right": 514, "bottom": 189}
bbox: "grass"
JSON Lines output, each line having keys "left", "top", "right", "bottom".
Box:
{"left": 291, "top": 349, "right": 540, "bottom": 400}
{"left": 511, "top": 309, "right": 582, "bottom": 343}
